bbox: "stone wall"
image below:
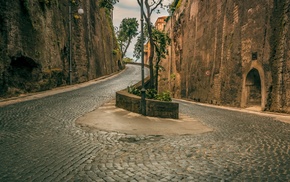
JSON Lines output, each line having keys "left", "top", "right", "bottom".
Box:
{"left": 116, "top": 90, "right": 179, "bottom": 119}
{"left": 0, "top": 0, "right": 121, "bottom": 98}
{"left": 159, "top": 0, "right": 290, "bottom": 113}
{"left": 116, "top": 90, "right": 141, "bottom": 114}
{"left": 146, "top": 99, "right": 179, "bottom": 119}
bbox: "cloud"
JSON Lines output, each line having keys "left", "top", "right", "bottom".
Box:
{"left": 113, "top": 1, "right": 139, "bottom": 30}
{"left": 116, "top": 0, "right": 140, "bottom": 9}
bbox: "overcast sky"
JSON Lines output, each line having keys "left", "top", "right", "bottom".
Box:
{"left": 113, "top": 0, "right": 171, "bottom": 60}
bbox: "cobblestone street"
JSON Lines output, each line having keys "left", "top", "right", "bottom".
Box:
{"left": 0, "top": 65, "right": 289, "bottom": 181}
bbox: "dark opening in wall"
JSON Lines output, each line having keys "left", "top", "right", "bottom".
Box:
{"left": 252, "top": 52, "right": 258, "bottom": 60}
{"left": 10, "top": 56, "right": 38, "bottom": 71}
{"left": 9, "top": 56, "right": 39, "bottom": 81}
{"left": 246, "top": 68, "right": 261, "bottom": 106}
{"left": 8, "top": 56, "right": 40, "bottom": 93}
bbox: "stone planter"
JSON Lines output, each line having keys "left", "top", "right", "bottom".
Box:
{"left": 116, "top": 90, "right": 179, "bottom": 119}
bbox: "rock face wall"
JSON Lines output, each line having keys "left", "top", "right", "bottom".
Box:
{"left": 159, "top": 0, "right": 290, "bottom": 113}
{"left": 0, "top": 0, "right": 121, "bottom": 97}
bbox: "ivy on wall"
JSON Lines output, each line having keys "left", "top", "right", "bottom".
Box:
{"left": 169, "top": 0, "right": 182, "bottom": 14}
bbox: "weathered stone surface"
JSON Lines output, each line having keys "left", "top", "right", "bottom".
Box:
{"left": 116, "top": 90, "right": 141, "bottom": 114}
{"left": 116, "top": 90, "right": 179, "bottom": 119}
{"left": 0, "top": 65, "right": 289, "bottom": 181}
{"left": 0, "top": 0, "right": 121, "bottom": 98}
{"left": 159, "top": 0, "right": 290, "bottom": 113}
{"left": 146, "top": 99, "right": 179, "bottom": 119}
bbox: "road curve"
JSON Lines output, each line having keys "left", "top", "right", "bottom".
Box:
{"left": 0, "top": 64, "right": 289, "bottom": 181}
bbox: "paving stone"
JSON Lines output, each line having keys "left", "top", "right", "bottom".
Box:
{"left": 0, "top": 65, "right": 289, "bottom": 181}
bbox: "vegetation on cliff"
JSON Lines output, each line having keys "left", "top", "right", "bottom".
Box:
{"left": 0, "top": 0, "right": 120, "bottom": 98}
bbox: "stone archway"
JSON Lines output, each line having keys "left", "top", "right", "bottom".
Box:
{"left": 245, "top": 68, "right": 262, "bottom": 107}
{"left": 241, "top": 63, "right": 266, "bottom": 110}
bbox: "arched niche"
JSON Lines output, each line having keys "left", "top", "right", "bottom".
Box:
{"left": 241, "top": 63, "right": 266, "bottom": 110}
{"left": 245, "top": 68, "right": 261, "bottom": 106}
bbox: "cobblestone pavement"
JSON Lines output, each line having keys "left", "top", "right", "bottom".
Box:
{"left": 0, "top": 65, "right": 290, "bottom": 182}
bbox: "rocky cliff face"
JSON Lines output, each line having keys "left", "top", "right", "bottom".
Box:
{"left": 0, "top": 0, "right": 121, "bottom": 98}
{"left": 159, "top": 0, "right": 290, "bottom": 113}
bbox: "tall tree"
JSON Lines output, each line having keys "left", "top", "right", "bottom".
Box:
{"left": 133, "top": 22, "right": 148, "bottom": 60}
{"left": 134, "top": 26, "right": 170, "bottom": 90}
{"left": 116, "top": 18, "right": 139, "bottom": 59}
{"left": 152, "top": 28, "right": 170, "bottom": 90}
{"left": 136, "top": 0, "right": 164, "bottom": 89}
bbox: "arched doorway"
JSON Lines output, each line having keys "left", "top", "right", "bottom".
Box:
{"left": 245, "top": 68, "right": 261, "bottom": 107}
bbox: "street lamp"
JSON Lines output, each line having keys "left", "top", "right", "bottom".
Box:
{"left": 68, "top": 0, "right": 84, "bottom": 85}
{"left": 140, "top": 0, "right": 146, "bottom": 115}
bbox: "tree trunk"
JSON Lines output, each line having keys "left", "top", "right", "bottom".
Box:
{"left": 147, "top": 23, "right": 155, "bottom": 89}
{"left": 155, "top": 65, "right": 159, "bottom": 91}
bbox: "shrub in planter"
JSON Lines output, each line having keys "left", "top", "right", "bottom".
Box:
{"left": 146, "top": 88, "right": 157, "bottom": 99}
{"left": 156, "top": 91, "right": 172, "bottom": 101}
{"left": 127, "top": 85, "right": 141, "bottom": 96}
{"left": 128, "top": 86, "right": 172, "bottom": 102}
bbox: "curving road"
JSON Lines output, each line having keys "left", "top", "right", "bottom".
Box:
{"left": 0, "top": 64, "right": 289, "bottom": 181}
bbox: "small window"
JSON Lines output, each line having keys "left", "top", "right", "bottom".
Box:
{"left": 252, "top": 52, "right": 258, "bottom": 60}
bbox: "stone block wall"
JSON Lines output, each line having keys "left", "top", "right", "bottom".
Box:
{"left": 146, "top": 99, "right": 179, "bottom": 119}
{"left": 159, "top": 0, "right": 290, "bottom": 113}
{"left": 116, "top": 90, "right": 140, "bottom": 114}
{"left": 116, "top": 90, "right": 179, "bottom": 119}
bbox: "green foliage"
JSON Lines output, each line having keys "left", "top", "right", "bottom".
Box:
{"left": 127, "top": 85, "right": 141, "bottom": 96}
{"left": 169, "top": 0, "right": 182, "bottom": 14}
{"left": 127, "top": 86, "right": 172, "bottom": 102}
{"left": 176, "top": 0, "right": 182, "bottom": 8}
{"left": 133, "top": 22, "right": 149, "bottom": 60}
{"left": 152, "top": 29, "right": 171, "bottom": 60}
{"left": 136, "top": 0, "right": 167, "bottom": 89}
{"left": 123, "top": 57, "right": 134, "bottom": 63}
{"left": 133, "top": 14, "right": 170, "bottom": 90}
{"left": 156, "top": 91, "right": 172, "bottom": 101}
{"left": 146, "top": 89, "right": 157, "bottom": 99}
{"left": 20, "top": 0, "right": 33, "bottom": 12}
{"left": 152, "top": 28, "right": 171, "bottom": 91}
{"left": 133, "top": 35, "right": 146, "bottom": 60}
{"left": 170, "top": 73, "right": 176, "bottom": 80}
{"left": 116, "top": 18, "right": 139, "bottom": 59}
{"left": 99, "top": 0, "right": 119, "bottom": 11}
{"left": 112, "top": 49, "right": 119, "bottom": 55}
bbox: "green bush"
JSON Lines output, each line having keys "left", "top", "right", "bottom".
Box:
{"left": 112, "top": 49, "right": 118, "bottom": 55}
{"left": 127, "top": 85, "right": 141, "bottom": 96}
{"left": 127, "top": 86, "right": 172, "bottom": 102}
{"left": 156, "top": 91, "right": 172, "bottom": 102}
{"left": 146, "top": 88, "right": 157, "bottom": 99}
